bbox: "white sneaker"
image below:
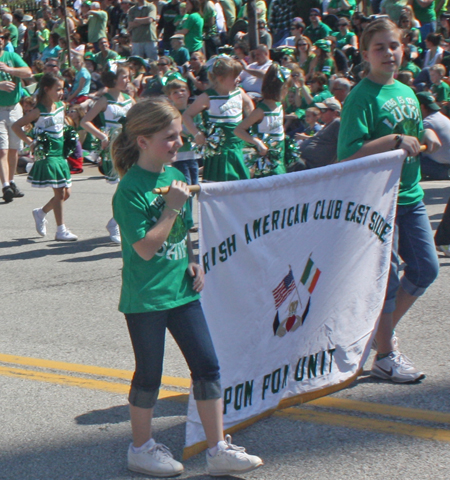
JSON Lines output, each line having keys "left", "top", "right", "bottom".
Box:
{"left": 55, "top": 229, "right": 78, "bottom": 241}
{"left": 207, "top": 435, "right": 263, "bottom": 477}
{"left": 371, "top": 351, "right": 425, "bottom": 383}
{"left": 106, "top": 217, "right": 121, "bottom": 244}
{"left": 32, "top": 208, "right": 47, "bottom": 237}
{"left": 437, "top": 245, "right": 450, "bottom": 257}
{"left": 127, "top": 441, "right": 184, "bottom": 478}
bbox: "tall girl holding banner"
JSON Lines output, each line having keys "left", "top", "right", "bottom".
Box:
{"left": 12, "top": 73, "right": 78, "bottom": 241}
{"left": 81, "top": 65, "right": 134, "bottom": 244}
{"left": 183, "top": 56, "right": 254, "bottom": 182}
{"left": 111, "top": 97, "right": 263, "bottom": 478}
{"left": 338, "top": 18, "right": 440, "bottom": 383}
{"left": 234, "top": 63, "right": 286, "bottom": 178}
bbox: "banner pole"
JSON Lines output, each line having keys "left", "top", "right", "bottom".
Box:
{"left": 153, "top": 184, "right": 201, "bottom": 195}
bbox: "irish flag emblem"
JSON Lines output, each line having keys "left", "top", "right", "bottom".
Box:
{"left": 300, "top": 257, "right": 321, "bottom": 294}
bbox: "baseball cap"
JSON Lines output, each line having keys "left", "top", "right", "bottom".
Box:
{"left": 416, "top": 91, "right": 440, "bottom": 111}
{"left": 315, "top": 97, "right": 342, "bottom": 112}
{"left": 314, "top": 39, "right": 330, "bottom": 52}
{"left": 23, "top": 15, "right": 33, "bottom": 22}
{"left": 310, "top": 8, "right": 321, "bottom": 15}
{"left": 170, "top": 34, "right": 184, "bottom": 40}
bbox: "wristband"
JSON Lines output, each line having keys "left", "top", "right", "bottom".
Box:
{"left": 394, "top": 134, "right": 403, "bottom": 149}
{"left": 166, "top": 207, "right": 180, "bottom": 215}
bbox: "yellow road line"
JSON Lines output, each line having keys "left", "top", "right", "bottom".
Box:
{"left": 0, "top": 365, "right": 189, "bottom": 401}
{"left": 0, "top": 353, "right": 190, "bottom": 388}
{"left": 310, "top": 396, "right": 450, "bottom": 425}
{"left": 276, "top": 408, "right": 450, "bottom": 443}
{"left": 2, "top": 353, "right": 450, "bottom": 443}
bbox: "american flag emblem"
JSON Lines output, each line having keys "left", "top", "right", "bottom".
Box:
{"left": 272, "top": 269, "right": 296, "bottom": 309}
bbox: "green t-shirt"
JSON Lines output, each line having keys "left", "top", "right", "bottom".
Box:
{"left": 312, "top": 85, "right": 333, "bottom": 105}
{"left": 88, "top": 10, "right": 109, "bottom": 43}
{"left": 184, "top": 12, "right": 204, "bottom": 53}
{"left": 128, "top": 3, "right": 158, "bottom": 43}
{"left": 94, "top": 49, "right": 119, "bottom": 71}
{"left": 332, "top": 30, "right": 356, "bottom": 49}
{"left": 38, "top": 29, "right": 50, "bottom": 52}
{"left": 7, "top": 24, "right": 18, "bottom": 48}
{"left": 315, "top": 57, "right": 335, "bottom": 77}
{"left": 412, "top": 0, "right": 436, "bottom": 23}
{"left": 327, "top": 0, "right": 357, "bottom": 17}
{"left": 431, "top": 81, "right": 450, "bottom": 102}
{"left": 338, "top": 78, "right": 424, "bottom": 206}
{"left": 202, "top": 1, "right": 218, "bottom": 37}
{"left": 304, "top": 22, "right": 332, "bottom": 44}
{"left": 0, "top": 51, "right": 28, "bottom": 106}
{"left": 112, "top": 164, "right": 198, "bottom": 313}
{"left": 170, "top": 46, "right": 190, "bottom": 66}
{"left": 400, "top": 61, "right": 422, "bottom": 79}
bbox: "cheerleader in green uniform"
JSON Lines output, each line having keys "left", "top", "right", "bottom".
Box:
{"left": 80, "top": 65, "right": 134, "bottom": 243}
{"left": 234, "top": 63, "right": 286, "bottom": 178}
{"left": 183, "top": 56, "right": 254, "bottom": 182}
{"left": 13, "top": 73, "right": 78, "bottom": 241}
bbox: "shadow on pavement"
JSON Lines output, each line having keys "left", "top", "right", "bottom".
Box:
{"left": 0, "top": 237, "right": 121, "bottom": 262}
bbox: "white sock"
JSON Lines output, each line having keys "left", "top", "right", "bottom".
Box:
{"left": 56, "top": 224, "right": 66, "bottom": 234}
{"left": 36, "top": 207, "right": 46, "bottom": 218}
{"left": 3, "top": 182, "right": 10, "bottom": 188}
{"left": 131, "top": 438, "right": 155, "bottom": 453}
{"left": 208, "top": 440, "right": 227, "bottom": 456}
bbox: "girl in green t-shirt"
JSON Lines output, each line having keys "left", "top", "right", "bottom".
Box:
{"left": 110, "top": 97, "right": 263, "bottom": 478}
{"left": 337, "top": 18, "right": 440, "bottom": 384}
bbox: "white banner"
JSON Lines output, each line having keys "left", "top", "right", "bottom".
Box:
{"left": 183, "top": 151, "right": 405, "bottom": 458}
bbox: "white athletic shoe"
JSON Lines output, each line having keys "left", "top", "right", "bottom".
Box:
{"left": 127, "top": 441, "right": 184, "bottom": 478}
{"left": 207, "top": 435, "right": 263, "bottom": 477}
{"left": 371, "top": 351, "right": 425, "bottom": 383}
{"left": 106, "top": 217, "right": 121, "bottom": 244}
{"left": 55, "top": 229, "right": 78, "bottom": 241}
{"left": 437, "top": 245, "right": 450, "bottom": 257}
{"left": 32, "top": 208, "right": 47, "bottom": 237}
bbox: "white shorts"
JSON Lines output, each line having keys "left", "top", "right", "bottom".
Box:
{"left": 0, "top": 103, "right": 23, "bottom": 151}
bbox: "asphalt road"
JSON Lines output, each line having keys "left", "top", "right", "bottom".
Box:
{"left": 1, "top": 165, "right": 450, "bottom": 480}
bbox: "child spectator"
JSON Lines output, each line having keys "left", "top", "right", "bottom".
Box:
{"left": 397, "top": 70, "right": 415, "bottom": 87}
{"left": 429, "top": 64, "right": 450, "bottom": 115}
{"left": 164, "top": 79, "right": 201, "bottom": 190}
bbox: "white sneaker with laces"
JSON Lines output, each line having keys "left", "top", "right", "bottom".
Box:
{"left": 55, "top": 229, "right": 78, "bottom": 241}
{"left": 127, "top": 441, "right": 184, "bottom": 478}
{"left": 207, "top": 435, "right": 263, "bottom": 476}
{"left": 32, "top": 208, "right": 47, "bottom": 237}
{"left": 106, "top": 217, "right": 121, "bottom": 244}
{"left": 371, "top": 351, "right": 425, "bottom": 383}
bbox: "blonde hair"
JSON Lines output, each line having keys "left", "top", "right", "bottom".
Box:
{"left": 208, "top": 56, "right": 242, "bottom": 85}
{"left": 111, "top": 97, "right": 181, "bottom": 178}
{"left": 430, "top": 64, "right": 446, "bottom": 76}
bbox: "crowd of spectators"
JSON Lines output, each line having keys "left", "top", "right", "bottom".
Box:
{"left": 2, "top": 0, "right": 450, "bottom": 183}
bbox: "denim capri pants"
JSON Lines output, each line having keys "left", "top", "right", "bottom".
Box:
{"left": 383, "top": 201, "right": 439, "bottom": 313}
{"left": 125, "top": 300, "right": 221, "bottom": 408}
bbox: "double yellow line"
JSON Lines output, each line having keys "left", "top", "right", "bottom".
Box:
{"left": 1, "top": 352, "right": 449, "bottom": 443}
{"left": 0, "top": 353, "right": 189, "bottom": 400}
